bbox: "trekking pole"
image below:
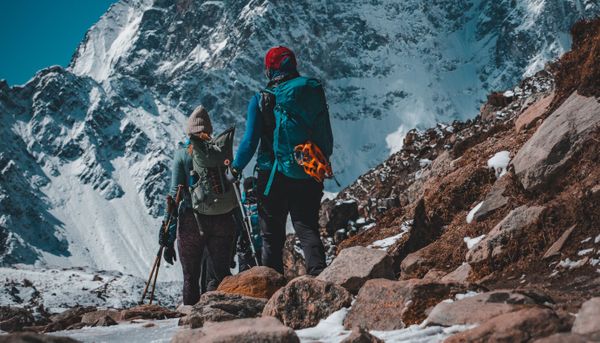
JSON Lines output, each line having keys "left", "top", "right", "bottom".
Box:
{"left": 224, "top": 160, "right": 260, "bottom": 266}
{"left": 140, "top": 185, "right": 184, "bottom": 304}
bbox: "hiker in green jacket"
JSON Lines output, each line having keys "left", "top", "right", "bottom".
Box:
{"left": 160, "top": 106, "right": 236, "bottom": 305}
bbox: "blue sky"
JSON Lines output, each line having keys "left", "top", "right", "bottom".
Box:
{"left": 0, "top": 1, "right": 117, "bottom": 86}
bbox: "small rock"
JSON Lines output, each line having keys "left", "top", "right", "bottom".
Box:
{"left": 120, "top": 304, "right": 181, "bottom": 321}
{"left": 92, "top": 315, "right": 117, "bottom": 327}
{"left": 445, "top": 307, "right": 566, "bottom": 343}
{"left": 44, "top": 306, "right": 96, "bottom": 333}
{"left": 441, "top": 263, "right": 472, "bottom": 284}
{"left": 400, "top": 249, "right": 433, "bottom": 280}
{"left": 341, "top": 326, "right": 384, "bottom": 343}
{"left": 263, "top": 276, "right": 352, "bottom": 330}
{"left": 0, "top": 306, "right": 36, "bottom": 333}
{"left": 422, "top": 269, "right": 447, "bottom": 281}
{"left": 320, "top": 199, "right": 360, "bottom": 236}
{"left": 80, "top": 310, "right": 120, "bottom": 326}
{"left": 572, "top": 297, "right": 600, "bottom": 337}
{"left": 472, "top": 175, "right": 510, "bottom": 222}
{"left": 317, "top": 246, "right": 394, "bottom": 294}
{"left": 0, "top": 332, "right": 81, "bottom": 343}
{"left": 515, "top": 92, "right": 553, "bottom": 132}
{"left": 533, "top": 333, "right": 589, "bottom": 343}
{"left": 176, "top": 304, "right": 193, "bottom": 316}
{"left": 426, "top": 290, "right": 538, "bottom": 326}
{"left": 217, "top": 266, "right": 286, "bottom": 299}
{"left": 186, "top": 291, "right": 267, "bottom": 328}
{"left": 344, "top": 279, "right": 469, "bottom": 330}
{"left": 467, "top": 205, "right": 545, "bottom": 266}
{"left": 283, "top": 234, "right": 307, "bottom": 280}
{"left": 543, "top": 225, "right": 576, "bottom": 259}
{"left": 171, "top": 317, "right": 299, "bottom": 343}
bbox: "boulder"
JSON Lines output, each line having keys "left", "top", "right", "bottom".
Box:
{"left": 0, "top": 332, "right": 81, "bottom": 343}
{"left": 283, "top": 234, "right": 306, "bottom": 280}
{"left": 533, "top": 333, "right": 589, "bottom": 343}
{"left": 262, "top": 276, "right": 352, "bottom": 330}
{"left": 543, "top": 225, "right": 576, "bottom": 259}
{"left": 471, "top": 175, "right": 510, "bottom": 222}
{"left": 320, "top": 199, "right": 359, "bottom": 236}
{"left": 80, "top": 310, "right": 120, "bottom": 326}
{"left": 445, "top": 308, "right": 565, "bottom": 343}
{"left": 572, "top": 297, "right": 600, "bottom": 337}
{"left": 343, "top": 279, "right": 469, "bottom": 330}
{"left": 441, "top": 263, "right": 472, "bottom": 284}
{"left": 217, "top": 266, "right": 287, "bottom": 299}
{"left": 515, "top": 92, "right": 554, "bottom": 132}
{"left": 422, "top": 269, "right": 447, "bottom": 281}
{"left": 341, "top": 326, "right": 384, "bottom": 343}
{"left": 185, "top": 291, "right": 267, "bottom": 328}
{"left": 426, "top": 290, "right": 538, "bottom": 326}
{"left": 400, "top": 249, "right": 433, "bottom": 280}
{"left": 119, "top": 304, "right": 181, "bottom": 321}
{"left": 0, "top": 306, "right": 35, "bottom": 332}
{"left": 513, "top": 92, "right": 600, "bottom": 190}
{"left": 172, "top": 317, "right": 299, "bottom": 343}
{"left": 317, "top": 246, "right": 394, "bottom": 294}
{"left": 43, "top": 306, "right": 96, "bottom": 332}
{"left": 467, "top": 205, "right": 545, "bottom": 265}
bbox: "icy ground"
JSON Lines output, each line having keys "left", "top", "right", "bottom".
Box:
{"left": 47, "top": 308, "right": 473, "bottom": 343}
{"left": 0, "top": 266, "right": 182, "bottom": 313}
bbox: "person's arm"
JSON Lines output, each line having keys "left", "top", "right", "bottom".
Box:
{"left": 232, "top": 94, "right": 263, "bottom": 171}
{"left": 170, "top": 149, "right": 187, "bottom": 196}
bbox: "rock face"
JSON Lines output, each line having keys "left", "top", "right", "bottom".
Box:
{"left": 572, "top": 297, "right": 600, "bottom": 337}
{"left": 441, "top": 263, "right": 472, "bottom": 284}
{"left": 0, "top": 332, "right": 81, "bottom": 343}
{"left": 317, "top": 246, "right": 394, "bottom": 294}
{"left": 343, "top": 279, "right": 468, "bottom": 330}
{"left": 341, "top": 326, "right": 384, "bottom": 343}
{"left": 533, "top": 333, "right": 589, "bottom": 343}
{"left": 467, "top": 205, "right": 545, "bottom": 265}
{"left": 262, "top": 276, "right": 352, "bottom": 330}
{"left": 445, "top": 307, "right": 565, "bottom": 343}
{"left": 513, "top": 92, "right": 600, "bottom": 190}
{"left": 172, "top": 317, "right": 299, "bottom": 343}
{"left": 283, "top": 234, "right": 307, "bottom": 280}
{"left": 185, "top": 291, "right": 267, "bottom": 329}
{"left": 514, "top": 92, "right": 554, "bottom": 132}
{"left": 426, "top": 290, "right": 539, "bottom": 326}
{"left": 217, "top": 266, "right": 287, "bottom": 299}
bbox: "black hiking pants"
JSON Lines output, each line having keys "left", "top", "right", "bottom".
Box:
{"left": 177, "top": 208, "right": 235, "bottom": 305}
{"left": 256, "top": 170, "right": 326, "bottom": 276}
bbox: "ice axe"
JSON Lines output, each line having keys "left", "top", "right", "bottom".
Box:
{"left": 140, "top": 184, "right": 184, "bottom": 305}
{"left": 224, "top": 159, "right": 260, "bottom": 267}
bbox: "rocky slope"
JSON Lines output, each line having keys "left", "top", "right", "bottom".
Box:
{"left": 1, "top": 0, "right": 600, "bottom": 273}
{"left": 2, "top": 15, "right": 600, "bottom": 343}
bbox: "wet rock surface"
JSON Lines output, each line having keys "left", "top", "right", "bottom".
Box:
{"left": 263, "top": 276, "right": 352, "bottom": 330}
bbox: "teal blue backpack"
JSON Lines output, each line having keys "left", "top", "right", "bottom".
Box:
{"left": 263, "top": 76, "right": 334, "bottom": 195}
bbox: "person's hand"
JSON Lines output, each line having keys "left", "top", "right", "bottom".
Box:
{"left": 225, "top": 167, "right": 240, "bottom": 184}
{"left": 164, "top": 244, "right": 177, "bottom": 265}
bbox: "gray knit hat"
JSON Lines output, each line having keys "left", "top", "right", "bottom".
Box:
{"left": 186, "top": 105, "right": 213, "bottom": 136}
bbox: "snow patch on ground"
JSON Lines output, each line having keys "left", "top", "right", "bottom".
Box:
{"left": 466, "top": 202, "right": 483, "bottom": 224}
{"left": 0, "top": 266, "right": 181, "bottom": 313}
{"left": 487, "top": 151, "right": 510, "bottom": 178}
{"left": 368, "top": 221, "right": 411, "bottom": 251}
{"left": 463, "top": 235, "right": 485, "bottom": 249}
{"left": 50, "top": 318, "right": 179, "bottom": 343}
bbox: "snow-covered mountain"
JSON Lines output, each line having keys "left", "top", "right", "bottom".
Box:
{"left": 1, "top": 0, "right": 598, "bottom": 276}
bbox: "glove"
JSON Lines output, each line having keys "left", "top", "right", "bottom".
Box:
{"left": 163, "top": 244, "right": 177, "bottom": 265}
{"left": 225, "top": 167, "right": 240, "bottom": 184}
{"left": 158, "top": 217, "right": 177, "bottom": 247}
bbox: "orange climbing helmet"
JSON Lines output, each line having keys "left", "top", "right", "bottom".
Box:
{"left": 294, "top": 141, "right": 335, "bottom": 183}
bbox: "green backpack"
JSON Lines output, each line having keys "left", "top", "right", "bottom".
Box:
{"left": 189, "top": 127, "right": 237, "bottom": 215}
